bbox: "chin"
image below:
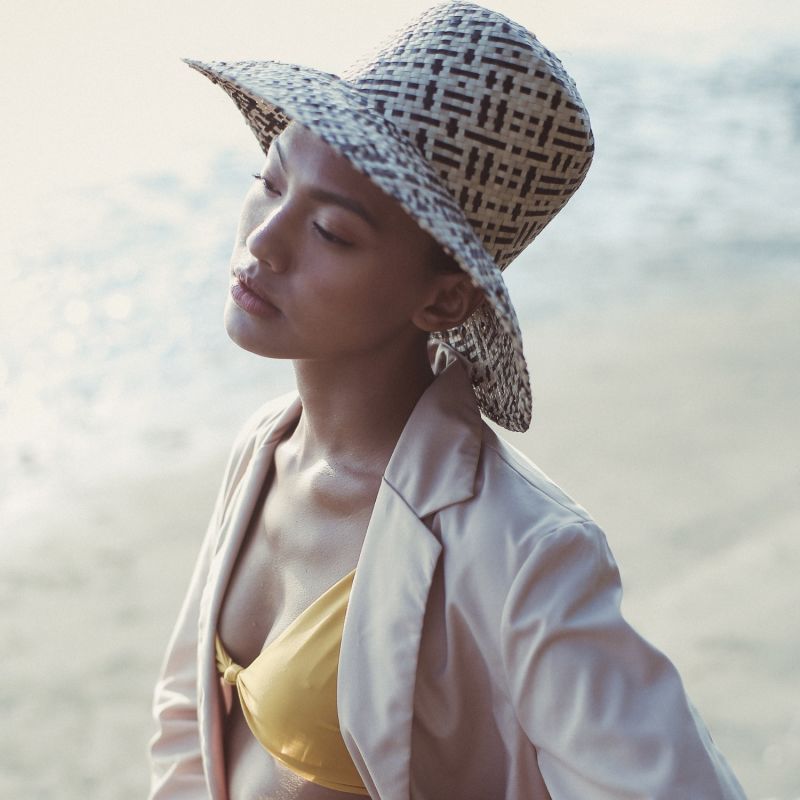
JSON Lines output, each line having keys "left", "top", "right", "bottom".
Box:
{"left": 223, "top": 302, "right": 287, "bottom": 359}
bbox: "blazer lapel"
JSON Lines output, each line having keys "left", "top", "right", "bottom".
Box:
{"left": 339, "top": 483, "right": 442, "bottom": 800}
{"left": 197, "top": 396, "right": 302, "bottom": 799}
{"left": 339, "top": 347, "right": 483, "bottom": 800}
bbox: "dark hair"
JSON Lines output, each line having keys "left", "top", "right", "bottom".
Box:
{"left": 429, "top": 240, "right": 464, "bottom": 274}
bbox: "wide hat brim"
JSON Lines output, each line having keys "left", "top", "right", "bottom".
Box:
{"left": 185, "top": 57, "right": 532, "bottom": 431}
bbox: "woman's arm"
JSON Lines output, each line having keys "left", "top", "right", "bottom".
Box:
{"left": 501, "top": 521, "right": 746, "bottom": 799}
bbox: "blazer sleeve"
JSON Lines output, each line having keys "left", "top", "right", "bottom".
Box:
{"left": 500, "top": 521, "right": 747, "bottom": 800}
{"left": 147, "top": 410, "right": 265, "bottom": 799}
{"left": 147, "top": 497, "right": 221, "bottom": 799}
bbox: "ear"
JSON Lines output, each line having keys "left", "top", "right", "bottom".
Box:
{"left": 412, "top": 273, "right": 486, "bottom": 332}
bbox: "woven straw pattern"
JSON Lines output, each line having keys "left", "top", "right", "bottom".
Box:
{"left": 184, "top": 1, "right": 594, "bottom": 431}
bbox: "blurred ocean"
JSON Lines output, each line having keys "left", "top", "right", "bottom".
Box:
{"left": 1, "top": 45, "right": 799, "bottom": 534}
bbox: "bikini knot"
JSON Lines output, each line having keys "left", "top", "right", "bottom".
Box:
{"left": 223, "top": 662, "right": 243, "bottom": 685}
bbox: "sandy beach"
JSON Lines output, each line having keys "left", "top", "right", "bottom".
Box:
{"left": 2, "top": 271, "right": 798, "bottom": 799}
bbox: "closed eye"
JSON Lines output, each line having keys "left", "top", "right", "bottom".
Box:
{"left": 252, "top": 173, "right": 280, "bottom": 196}
{"left": 313, "top": 222, "right": 352, "bottom": 247}
{"left": 252, "top": 172, "right": 352, "bottom": 246}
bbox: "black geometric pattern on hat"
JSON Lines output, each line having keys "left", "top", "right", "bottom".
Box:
{"left": 184, "top": 1, "right": 594, "bottom": 432}
{"left": 343, "top": 3, "right": 594, "bottom": 267}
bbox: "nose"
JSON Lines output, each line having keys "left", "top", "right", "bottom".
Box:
{"left": 246, "top": 205, "right": 292, "bottom": 273}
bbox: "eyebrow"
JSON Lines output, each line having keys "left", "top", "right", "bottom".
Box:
{"left": 272, "top": 137, "right": 381, "bottom": 231}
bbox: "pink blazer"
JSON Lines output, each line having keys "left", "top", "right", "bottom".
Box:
{"left": 148, "top": 346, "right": 746, "bottom": 799}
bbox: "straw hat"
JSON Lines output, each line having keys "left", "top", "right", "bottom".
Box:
{"left": 185, "top": 0, "right": 593, "bottom": 431}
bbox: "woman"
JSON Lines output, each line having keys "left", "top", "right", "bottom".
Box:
{"left": 149, "top": 3, "right": 746, "bottom": 798}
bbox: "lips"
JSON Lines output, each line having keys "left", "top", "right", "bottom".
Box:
{"left": 230, "top": 273, "right": 280, "bottom": 318}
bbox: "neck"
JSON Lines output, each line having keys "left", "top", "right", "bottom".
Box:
{"left": 288, "top": 336, "right": 435, "bottom": 477}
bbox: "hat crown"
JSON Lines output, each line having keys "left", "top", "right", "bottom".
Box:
{"left": 342, "top": 1, "right": 594, "bottom": 268}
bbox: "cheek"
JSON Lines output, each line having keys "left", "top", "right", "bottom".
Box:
{"left": 319, "top": 263, "right": 403, "bottom": 306}
{"left": 318, "top": 271, "right": 425, "bottom": 341}
{"left": 286, "top": 273, "right": 390, "bottom": 343}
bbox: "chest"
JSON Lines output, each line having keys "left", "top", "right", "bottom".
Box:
{"left": 217, "top": 456, "right": 376, "bottom": 667}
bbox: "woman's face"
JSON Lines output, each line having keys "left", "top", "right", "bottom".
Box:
{"left": 225, "top": 122, "right": 444, "bottom": 363}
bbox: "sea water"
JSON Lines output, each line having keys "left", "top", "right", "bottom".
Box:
{"left": 1, "top": 47, "right": 798, "bottom": 534}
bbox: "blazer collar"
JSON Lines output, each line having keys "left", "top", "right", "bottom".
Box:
{"left": 383, "top": 343, "right": 483, "bottom": 518}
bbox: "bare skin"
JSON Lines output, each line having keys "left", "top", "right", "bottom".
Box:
{"left": 218, "top": 436, "right": 378, "bottom": 800}
{"left": 217, "top": 122, "right": 484, "bottom": 799}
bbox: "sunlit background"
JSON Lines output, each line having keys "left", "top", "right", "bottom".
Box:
{"left": 1, "top": 1, "right": 798, "bottom": 797}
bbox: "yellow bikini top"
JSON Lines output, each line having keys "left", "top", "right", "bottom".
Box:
{"left": 215, "top": 569, "right": 368, "bottom": 795}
